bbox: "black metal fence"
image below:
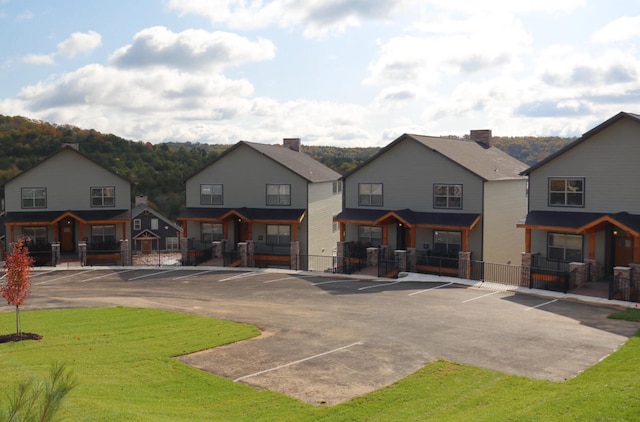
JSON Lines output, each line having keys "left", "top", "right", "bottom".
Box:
{"left": 416, "top": 253, "right": 459, "bottom": 276}
{"left": 609, "top": 269, "right": 640, "bottom": 302}
{"left": 183, "top": 240, "right": 212, "bottom": 266}
{"left": 378, "top": 258, "right": 398, "bottom": 277}
{"left": 86, "top": 249, "right": 122, "bottom": 266}
{"left": 29, "top": 249, "right": 53, "bottom": 267}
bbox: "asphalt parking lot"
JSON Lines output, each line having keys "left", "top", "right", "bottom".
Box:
{"left": 8, "top": 267, "right": 640, "bottom": 406}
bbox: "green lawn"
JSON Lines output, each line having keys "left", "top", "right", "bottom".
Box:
{"left": 1, "top": 307, "right": 639, "bottom": 421}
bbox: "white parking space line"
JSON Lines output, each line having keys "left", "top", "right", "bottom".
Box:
{"left": 127, "top": 269, "right": 182, "bottom": 281}
{"left": 234, "top": 341, "right": 364, "bottom": 382}
{"left": 358, "top": 280, "right": 403, "bottom": 291}
{"left": 461, "top": 290, "right": 501, "bottom": 303}
{"left": 524, "top": 299, "right": 558, "bottom": 311}
{"left": 218, "top": 272, "right": 261, "bottom": 282}
{"left": 31, "top": 270, "right": 58, "bottom": 278}
{"left": 263, "top": 276, "right": 298, "bottom": 284}
{"left": 80, "top": 269, "right": 136, "bottom": 282}
{"left": 172, "top": 270, "right": 215, "bottom": 280}
{"left": 408, "top": 282, "right": 454, "bottom": 296}
{"left": 33, "top": 269, "right": 94, "bottom": 285}
{"left": 310, "top": 279, "right": 352, "bottom": 286}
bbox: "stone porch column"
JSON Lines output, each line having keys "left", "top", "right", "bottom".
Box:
{"left": 458, "top": 251, "right": 471, "bottom": 279}
{"left": 569, "top": 262, "right": 588, "bottom": 288}
{"left": 290, "top": 241, "right": 300, "bottom": 271}
{"left": 396, "top": 250, "right": 407, "bottom": 273}
{"left": 120, "top": 239, "right": 130, "bottom": 266}
{"left": 212, "top": 241, "right": 223, "bottom": 258}
{"left": 180, "top": 237, "right": 189, "bottom": 266}
{"left": 78, "top": 241, "right": 87, "bottom": 267}
{"left": 613, "top": 266, "right": 631, "bottom": 301}
{"left": 366, "top": 247, "right": 379, "bottom": 267}
{"left": 521, "top": 252, "right": 532, "bottom": 288}
{"left": 407, "top": 247, "right": 417, "bottom": 272}
{"left": 239, "top": 242, "right": 248, "bottom": 267}
{"left": 51, "top": 242, "right": 60, "bottom": 267}
{"left": 246, "top": 240, "right": 255, "bottom": 267}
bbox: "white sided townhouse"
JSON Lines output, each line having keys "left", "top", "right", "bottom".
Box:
{"left": 2, "top": 144, "right": 132, "bottom": 265}
{"left": 518, "top": 111, "right": 640, "bottom": 282}
{"left": 334, "top": 130, "right": 528, "bottom": 273}
{"left": 177, "top": 138, "right": 342, "bottom": 268}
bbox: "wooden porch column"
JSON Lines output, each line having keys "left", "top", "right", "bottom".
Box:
{"left": 223, "top": 221, "right": 228, "bottom": 240}
{"left": 524, "top": 228, "right": 531, "bottom": 253}
{"left": 122, "top": 222, "right": 127, "bottom": 240}
{"left": 181, "top": 220, "right": 188, "bottom": 238}
{"left": 291, "top": 224, "right": 297, "bottom": 242}
{"left": 53, "top": 223, "right": 59, "bottom": 242}
{"left": 79, "top": 223, "right": 85, "bottom": 241}
{"left": 246, "top": 223, "right": 253, "bottom": 241}
{"left": 10, "top": 225, "right": 15, "bottom": 242}
{"left": 589, "top": 232, "right": 596, "bottom": 260}
{"left": 382, "top": 225, "right": 388, "bottom": 246}
{"left": 409, "top": 227, "right": 416, "bottom": 248}
{"left": 462, "top": 229, "right": 469, "bottom": 252}
{"left": 339, "top": 222, "right": 346, "bottom": 242}
{"left": 635, "top": 234, "right": 640, "bottom": 264}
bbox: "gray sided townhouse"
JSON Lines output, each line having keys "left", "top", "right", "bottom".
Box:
{"left": 176, "top": 138, "right": 342, "bottom": 265}
{"left": 519, "top": 111, "right": 640, "bottom": 279}
{"left": 2, "top": 145, "right": 131, "bottom": 263}
{"left": 334, "top": 131, "right": 528, "bottom": 267}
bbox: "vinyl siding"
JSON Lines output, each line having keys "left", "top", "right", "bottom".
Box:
{"left": 307, "top": 181, "right": 341, "bottom": 256}
{"left": 528, "top": 118, "right": 640, "bottom": 213}
{"left": 344, "top": 138, "right": 484, "bottom": 213}
{"left": 5, "top": 149, "right": 130, "bottom": 212}
{"left": 186, "top": 144, "right": 308, "bottom": 209}
{"left": 483, "top": 179, "right": 528, "bottom": 263}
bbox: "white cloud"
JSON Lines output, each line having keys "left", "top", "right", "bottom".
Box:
{"left": 592, "top": 16, "right": 640, "bottom": 43}
{"left": 109, "top": 26, "right": 275, "bottom": 70}
{"left": 56, "top": 30, "right": 102, "bottom": 58}
{"left": 23, "top": 54, "right": 55, "bottom": 65}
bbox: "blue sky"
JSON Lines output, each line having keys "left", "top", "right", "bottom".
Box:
{"left": 1, "top": 0, "right": 639, "bottom": 146}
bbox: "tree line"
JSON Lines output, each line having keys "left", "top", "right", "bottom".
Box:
{"left": 0, "top": 115, "right": 574, "bottom": 220}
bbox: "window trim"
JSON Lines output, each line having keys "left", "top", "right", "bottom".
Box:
{"left": 21, "top": 187, "right": 47, "bottom": 209}
{"left": 547, "top": 232, "right": 583, "bottom": 262}
{"left": 433, "top": 183, "right": 463, "bottom": 210}
{"left": 166, "top": 237, "right": 179, "bottom": 250}
{"left": 266, "top": 224, "right": 291, "bottom": 245}
{"left": 266, "top": 184, "right": 291, "bottom": 206}
{"left": 200, "top": 184, "right": 223, "bottom": 205}
{"left": 133, "top": 219, "right": 141, "bottom": 231}
{"left": 201, "top": 222, "right": 224, "bottom": 242}
{"left": 358, "top": 225, "right": 383, "bottom": 247}
{"left": 358, "top": 183, "right": 383, "bottom": 207}
{"left": 90, "top": 186, "right": 115, "bottom": 208}
{"left": 548, "top": 177, "right": 585, "bottom": 208}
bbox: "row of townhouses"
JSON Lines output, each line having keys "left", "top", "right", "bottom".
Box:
{"left": 1, "top": 112, "right": 639, "bottom": 297}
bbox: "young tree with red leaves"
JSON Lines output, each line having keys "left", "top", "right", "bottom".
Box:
{"left": 1, "top": 237, "right": 34, "bottom": 336}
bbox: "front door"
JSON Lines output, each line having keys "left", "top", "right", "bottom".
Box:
{"left": 614, "top": 233, "right": 634, "bottom": 267}
{"left": 59, "top": 218, "right": 75, "bottom": 253}
{"left": 397, "top": 223, "right": 406, "bottom": 250}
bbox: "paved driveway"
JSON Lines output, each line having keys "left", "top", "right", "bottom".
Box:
{"left": 12, "top": 267, "right": 640, "bottom": 405}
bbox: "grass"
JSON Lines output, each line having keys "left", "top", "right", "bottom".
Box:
{"left": 609, "top": 307, "right": 640, "bottom": 322}
{"left": 1, "top": 307, "right": 639, "bottom": 421}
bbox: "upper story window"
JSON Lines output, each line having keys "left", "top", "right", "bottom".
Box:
{"left": 549, "top": 178, "right": 584, "bottom": 207}
{"left": 91, "top": 187, "right": 115, "bottom": 207}
{"left": 434, "top": 184, "right": 462, "bottom": 209}
{"left": 201, "top": 184, "right": 223, "bottom": 205}
{"left": 22, "top": 188, "right": 47, "bottom": 209}
{"left": 266, "top": 184, "right": 291, "bottom": 206}
{"left": 133, "top": 219, "right": 141, "bottom": 231}
{"left": 358, "top": 183, "right": 383, "bottom": 206}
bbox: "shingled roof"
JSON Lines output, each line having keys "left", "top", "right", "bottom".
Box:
{"left": 343, "top": 133, "right": 527, "bottom": 181}
{"left": 186, "top": 140, "right": 341, "bottom": 183}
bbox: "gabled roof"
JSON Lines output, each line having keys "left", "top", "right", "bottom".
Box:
{"left": 186, "top": 141, "right": 341, "bottom": 183}
{"left": 177, "top": 207, "right": 307, "bottom": 224}
{"left": 131, "top": 204, "right": 182, "bottom": 233}
{"left": 522, "top": 111, "right": 640, "bottom": 176}
{"left": 2, "top": 144, "right": 131, "bottom": 186}
{"left": 343, "top": 134, "right": 527, "bottom": 181}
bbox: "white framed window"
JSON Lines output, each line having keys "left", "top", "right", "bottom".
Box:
{"left": 166, "top": 237, "right": 179, "bottom": 250}
{"left": 548, "top": 178, "right": 584, "bottom": 207}
{"left": 21, "top": 187, "right": 46, "bottom": 209}
{"left": 201, "top": 223, "right": 223, "bottom": 242}
{"left": 434, "top": 184, "right": 462, "bottom": 209}
{"left": 266, "top": 225, "right": 291, "bottom": 245}
{"left": 23, "top": 226, "right": 48, "bottom": 246}
{"left": 133, "top": 219, "right": 141, "bottom": 231}
{"left": 91, "top": 187, "right": 115, "bottom": 207}
{"left": 200, "top": 184, "right": 223, "bottom": 205}
{"left": 151, "top": 218, "right": 159, "bottom": 230}
{"left": 266, "top": 184, "right": 291, "bottom": 206}
{"left": 358, "top": 183, "right": 383, "bottom": 206}
{"left": 333, "top": 181, "right": 343, "bottom": 195}
{"left": 548, "top": 233, "right": 583, "bottom": 261}
{"left": 433, "top": 231, "right": 461, "bottom": 257}
{"left": 358, "top": 225, "right": 382, "bottom": 246}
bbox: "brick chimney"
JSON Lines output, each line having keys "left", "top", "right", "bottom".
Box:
{"left": 470, "top": 130, "right": 492, "bottom": 148}
{"left": 283, "top": 138, "right": 301, "bottom": 152}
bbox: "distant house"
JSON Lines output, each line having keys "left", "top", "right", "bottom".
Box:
{"left": 177, "top": 138, "right": 342, "bottom": 267}
{"left": 131, "top": 196, "right": 182, "bottom": 252}
{"left": 518, "top": 111, "right": 640, "bottom": 279}
{"left": 334, "top": 131, "right": 528, "bottom": 269}
{"left": 2, "top": 145, "right": 131, "bottom": 265}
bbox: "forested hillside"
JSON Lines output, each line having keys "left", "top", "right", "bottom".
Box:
{"left": 0, "top": 115, "right": 574, "bottom": 220}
